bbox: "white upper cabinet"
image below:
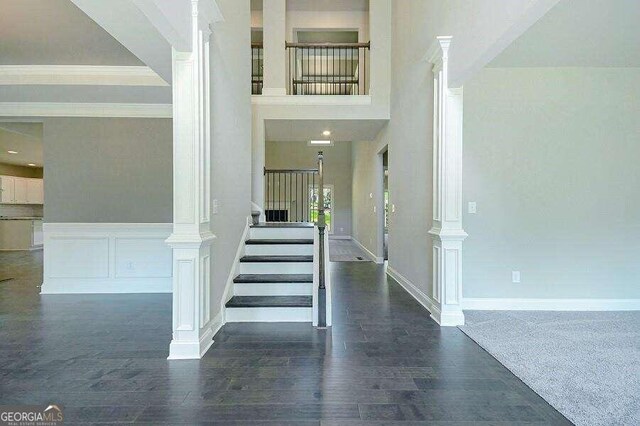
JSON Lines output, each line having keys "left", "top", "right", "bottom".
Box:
{"left": 14, "top": 178, "right": 28, "bottom": 204}
{"left": 0, "top": 175, "right": 44, "bottom": 205}
{"left": 26, "top": 179, "right": 44, "bottom": 204}
{"left": 0, "top": 176, "right": 15, "bottom": 203}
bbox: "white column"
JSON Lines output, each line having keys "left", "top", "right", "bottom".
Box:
{"left": 427, "top": 37, "right": 466, "bottom": 326}
{"left": 166, "top": 0, "right": 215, "bottom": 359}
{"left": 262, "top": 0, "right": 286, "bottom": 95}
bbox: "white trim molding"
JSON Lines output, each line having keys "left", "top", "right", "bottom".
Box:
{"left": 352, "top": 236, "right": 384, "bottom": 264}
{"left": 0, "top": 65, "right": 169, "bottom": 86}
{"left": 462, "top": 298, "right": 640, "bottom": 311}
{"left": 41, "top": 223, "right": 172, "bottom": 294}
{"left": 387, "top": 266, "right": 439, "bottom": 320}
{"left": 0, "top": 102, "right": 172, "bottom": 118}
{"left": 251, "top": 95, "right": 372, "bottom": 106}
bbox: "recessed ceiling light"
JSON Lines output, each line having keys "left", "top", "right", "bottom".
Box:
{"left": 322, "top": 130, "right": 331, "bottom": 136}
{"left": 309, "top": 140, "right": 332, "bottom": 145}
{"left": 27, "top": 163, "right": 36, "bottom": 167}
{"left": 7, "top": 150, "right": 18, "bottom": 154}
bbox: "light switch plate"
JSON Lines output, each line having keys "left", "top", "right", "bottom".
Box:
{"left": 512, "top": 271, "right": 521, "bottom": 283}
{"left": 212, "top": 199, "right": 219, "bottom": 215}
{"left": 391, "top": 204, "right": 396, "bottom": 213}
{"left": 468, "top": 202, "right": 477, "bottom": 214}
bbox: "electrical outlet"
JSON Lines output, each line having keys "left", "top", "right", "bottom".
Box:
{"left": 512, "top": 271, "right": 521, "bottom": 283}
{"left": 468, "top": 202, "right": 477, "bottom": 214}
{"left": 212, "top": 199, "right": 219, "bottom": 214}
{"left": 126, "top": 261, "right": 135, "bottom": 271}
{"left": 340, "top": 227, "right": 344, "bottom": 232}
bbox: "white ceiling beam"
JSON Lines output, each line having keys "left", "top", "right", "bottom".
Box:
{"left": 0, "top": 102, "right": 172, "bottom": 118}
{"left": 70, "top": 0, "right": 173, "bottom": 83}
{"left": 0, "top": 65, "right": 168, "bottom": 87}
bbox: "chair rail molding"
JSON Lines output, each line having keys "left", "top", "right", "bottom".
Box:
{"left": 0, "top": 65, "right": 168, "bottom": 86}
{"left": 427, "top": 36, "right": 467, "bottom": 327}
{"left": 166, "top": 0, "right": 217, "bottom": 360}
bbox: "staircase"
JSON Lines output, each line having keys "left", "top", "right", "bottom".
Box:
{"left": 225, "top": 223, "right": 315, "bottom": 322}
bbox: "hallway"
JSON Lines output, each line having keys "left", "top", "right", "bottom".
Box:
{"left": 0, "top": 252, "right": 569, "bottom": 424}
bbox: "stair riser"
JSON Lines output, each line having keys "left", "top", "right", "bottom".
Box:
{"left": 225, "top": 307, "right": 312, "bottom": 322}
{"left": 239, "top": 262, "right": 313, "bottom": 275}
{"left": 245, "top": 244, "right": 313, "bottom": 256}
{"left": 249, "top": 227, "right": 314, "bottom": 240}
{"left": 234, "top": 282, "right": 312, "bottom": 296}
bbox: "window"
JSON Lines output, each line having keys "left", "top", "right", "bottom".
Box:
{"left": 309, "top": 185, "right": 333, "bottom": 232}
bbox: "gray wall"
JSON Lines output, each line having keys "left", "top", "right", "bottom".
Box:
{"left": 463, "top": 67, "right": 640, "bottom": 300}
{"left": 43, "top": 118, "right": 172, "bottom": 223}
{"left": 352, "top": 140, "right": 383, "bottom": 251}
{"left": 266, "top": 141, "right": 352, "bottom": 237}
{"left": 210, "top": 0, "right": 252, "bottom": 318}
{"left": 0, "top": 163, "right": 43, "bottom": 178}
{"left": 351, "top": 1, "right": 438, "bottom": 298}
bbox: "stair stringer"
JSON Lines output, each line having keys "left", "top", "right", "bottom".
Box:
{"left": 221, "top": 216, "right": 252, "bottom": 324}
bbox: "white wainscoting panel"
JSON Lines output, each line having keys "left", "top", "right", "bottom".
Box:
{"left": 42, "top": 223, "right": 172, "bottom": 294}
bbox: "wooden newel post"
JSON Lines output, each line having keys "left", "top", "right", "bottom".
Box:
{"left": 317, "top": 151, "right": 326, "bottom": 327}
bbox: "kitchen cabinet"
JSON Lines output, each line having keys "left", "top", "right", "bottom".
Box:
{"left": 0, "top": 175, "right": 43, "bottom": 205}
{"left": 14, "top": 178, "right": 28, "bottom": 203}
{"left": 0, "top": 219, "right": 43, "bottom": 251}
{"left": 27, "top": 179, "right": 44, "bottom": 204}
{"left": 0, "top": 176, "right": 14, "bottom": 203}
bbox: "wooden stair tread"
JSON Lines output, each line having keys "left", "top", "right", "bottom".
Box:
{"left": 246, "top": 239, "right": 313, "bottom": 245}
{"left": 234, "top": 274, "right": 313, "bottom": 283}
{"left": 225, "top": 296, "right": 312, "bottom": 308}
{"left": 240, "top": 255, "right": 313, "bottom": 263}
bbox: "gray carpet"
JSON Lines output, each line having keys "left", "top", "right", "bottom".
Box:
{"left": 329, "top": 239, "right": 372, "bottom": 262}
{"left": 460, "top": 311, "right": 640, "bottom": 426}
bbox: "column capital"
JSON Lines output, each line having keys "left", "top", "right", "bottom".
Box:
{"left": 426, "top": 36, "right": 452, "bottom": 68}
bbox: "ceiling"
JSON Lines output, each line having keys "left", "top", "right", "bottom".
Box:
{"left": 0, "top": 0, "right": 143, "bottom": 66}
{"left": 489, "top": 0, "right": 640, "bottom": 68}
{"left": 265, "top": 119, "right": 387, "bottom": 142}
{"left": 0, "top": 123, "right": 43, "bottom": 167}
{"left": 252, "top": 0, "right": 369, "bottom": 12}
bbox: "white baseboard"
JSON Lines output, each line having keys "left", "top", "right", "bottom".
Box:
{"left": 41, "top": 223, "right": 172, "bottom": 294}
{"left": 462, "top": 298, "right": 640, "bottom": 311}
{"left": 352, "top": 237, "right": 384, "bottom": 264}
{"left": 168, "top": 310, "right": 223, "bottom": 360}
{"left": 387, "top": 266, "right": 439, "bottom": 319}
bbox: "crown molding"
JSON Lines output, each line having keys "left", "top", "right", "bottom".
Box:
{"left": 0, "top": 65, "right": 169, "bottom": 86}
{"left": 0, "top": 102, "right": 172, "bottom": 118}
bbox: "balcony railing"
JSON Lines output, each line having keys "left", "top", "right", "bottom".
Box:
{"left": 251, "top": 42, "right": 263, "bottom": 95}
{"left": 286, "top": 42, "right": 370, "bottom": 95}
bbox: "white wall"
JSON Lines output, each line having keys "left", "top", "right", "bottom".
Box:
{"left": 463, "top": 67, "right": 640, "bottom": 302}
{"left": 266, "top": 141, "right": 352, "bottom": 237}
{"left": 210, "top": 0, "right": 253, "bottom": 317}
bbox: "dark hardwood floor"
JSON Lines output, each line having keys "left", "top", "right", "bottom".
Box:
{"left": 0, "top": 250, "right": 571, "bottom": 425}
